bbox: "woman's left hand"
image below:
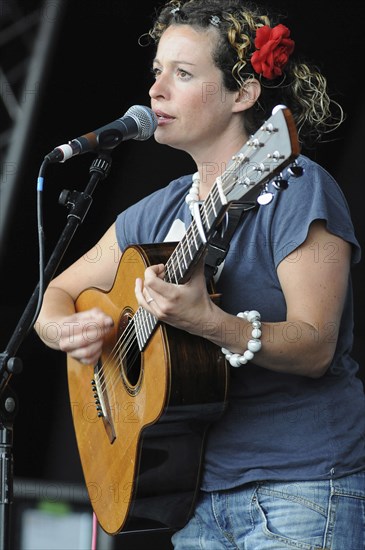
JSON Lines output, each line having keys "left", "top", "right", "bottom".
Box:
{"left": 134, "top": 256, "right": 216, "bottom": 336}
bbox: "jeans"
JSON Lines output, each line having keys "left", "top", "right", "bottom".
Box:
{"left": 171, "top": 472, "right": 365, "bottom": 549}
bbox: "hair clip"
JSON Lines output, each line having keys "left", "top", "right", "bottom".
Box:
{"left": 209, "top": 15, "right": 221, "bottom": 27}
{"left": 170, "top": 7, "right": 180, "bottom": 15}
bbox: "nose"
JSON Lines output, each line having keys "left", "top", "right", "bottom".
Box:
{"left": 149, "top": 74, "right": 169, "bottom": 100}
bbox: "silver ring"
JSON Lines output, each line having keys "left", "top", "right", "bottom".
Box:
{"left": 146, "top": 297, "right": 154, "bottom": 304}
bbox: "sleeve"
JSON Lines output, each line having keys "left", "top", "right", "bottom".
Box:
{"left": 267, "top": 157, "right": 361, "bottom": 268}
{"left": 115, "top": 175, "right": 193, "bottom": 252}
{"left": 115, "top": 193, "right": 156, "bottom": 251}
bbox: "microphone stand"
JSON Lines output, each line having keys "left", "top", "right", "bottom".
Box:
{"left": 0, "top": 150, "right": 112, "bottom": 550}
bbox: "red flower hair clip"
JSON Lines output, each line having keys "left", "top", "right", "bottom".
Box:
{"left": 251, "top": 24, "right": 295, "bottom": 80}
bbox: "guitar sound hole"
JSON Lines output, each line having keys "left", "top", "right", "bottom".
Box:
{"left": 119, "top": 311, "right": 142, "bottom": 392}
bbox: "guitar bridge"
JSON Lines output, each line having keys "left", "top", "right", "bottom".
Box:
{"left": 91, "top": 361, "right": 116, "bottom": 443}
{"left": 91, "top": 368, "right": 106, "bottom": 418}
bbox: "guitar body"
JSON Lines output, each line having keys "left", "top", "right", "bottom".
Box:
{"left": 67, "top": 243, "right": 229, "bottom": 535}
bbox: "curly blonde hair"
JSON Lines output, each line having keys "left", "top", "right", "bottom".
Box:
{"left": 145, "top": 0, "right": 344, "bottom": 149}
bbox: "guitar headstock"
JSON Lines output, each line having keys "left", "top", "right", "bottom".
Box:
{"left": 222, "top": 106, "right": 300, "bottom": 203}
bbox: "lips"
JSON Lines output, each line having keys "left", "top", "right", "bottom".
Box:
{"left": 154, "top": 109, "right": 175, "bottom": 124}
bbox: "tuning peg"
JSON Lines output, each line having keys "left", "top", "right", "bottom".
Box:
{"left": 287, "top": 162, "right": 303, "bottom": 177}
{"left": 272, "top": 176, "right": 289, "bottom": 190}
{"left": 257, "top": 183, "right": 273, "bottom": 205}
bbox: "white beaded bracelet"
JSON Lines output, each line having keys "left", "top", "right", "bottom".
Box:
{"left": 221, "top": 310, "right": 262, "bottom": 367}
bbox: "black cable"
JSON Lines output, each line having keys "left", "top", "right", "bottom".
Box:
{"left": 28, "top": 157, "right": 50, "bottom": 333}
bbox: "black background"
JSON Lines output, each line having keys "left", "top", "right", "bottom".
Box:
{"left": 1, "top": 0, "right": 364, "bottom": 546}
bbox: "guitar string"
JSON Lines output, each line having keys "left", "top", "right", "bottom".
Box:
{"left": 93, "top": 218, "right": 206, "bottom": 397}
{"left": 94, "top": 313, "right": 143, "bottom": 395}
{"left": 93, "top": 238, "right": 194, "bottom": 394}
{"left": 93, "top": 210, "right": 211, "bottom": 398}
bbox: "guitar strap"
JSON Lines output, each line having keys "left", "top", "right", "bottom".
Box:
{"left": 204, "top": 201, "right": 257, "bottom": 282}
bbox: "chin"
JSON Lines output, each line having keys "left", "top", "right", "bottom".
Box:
{"left": 154, "top": 133, "right": 184, "bottom": 151}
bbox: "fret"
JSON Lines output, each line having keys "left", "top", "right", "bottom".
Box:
{"left": 169, "top": 257, "right": 179, "bottom": 284}
{"left": 139, "top": 310, "right": 148, "bottom": 347}
{"left": 186, "top": 224, "right": 200, "bottom": 262}
{"left": 165, "top": 262, "right": 174, "bottom": 284}
{"left": 176, "top": 246, "right": 185, "bottom": 279}
{"left": 186, "top": 233, "right": 194, "bottom": 260}
{"left": 180, "top": 240, "right": 188, "bottom": 272}
{"left": 134, "top": 311, "right": 144, "bottom": 351}
{"left": 139, "top": 310, "right": 148, "bottom": 349}
{"left": 201, "top": 201, "right": 210, "bottom": 231}
{"left": 191, "top": 202, "right": 207, "bottom": 244}
{"left": 210, "top": 195, "right": 218, "bottom": 218}
{"left": 205, "top": 198, "right": 215, "bottom": 230}
{"left": 175, "top": 244, "right": 188, "bottom": 280}
{"left": 143, "top": 310, "right": 153, "bottom": 345}
{"left": 145, "top": 310, "right": 156, "bottom": 336}
{"left": 134, "top": 308, "right": 158, "bottom": 352}
{"left": 166, "top": 221, "right": 201, "bottom": 283}
{"left": 169, "top": 247, "right": 180, "bottom": 281}
{"left": 180, "top": 241, "right": 189, "bottom": 271}
{"left": 216, "top": 174, "right": 229, "bottom": 204}
{"left": 191, "top": 220, "right": 200, "bottom": 252}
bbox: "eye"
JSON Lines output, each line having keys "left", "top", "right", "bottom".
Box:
{"left": 151, "top": 66, "right": 161, "bottom": 79}
{"left": 177, "top": 68, "right": 192, "bottom": 80}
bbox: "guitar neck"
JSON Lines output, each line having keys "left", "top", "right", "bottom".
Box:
{"left": 134, "top": 179, "right": 229, "bottom": 352}
{"left": 166, "top": 180, "right": 229, "bottom": 283}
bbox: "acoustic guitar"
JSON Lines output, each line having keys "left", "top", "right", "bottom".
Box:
{"left": 67, "top": 106, "right": 299, "bottom": 535}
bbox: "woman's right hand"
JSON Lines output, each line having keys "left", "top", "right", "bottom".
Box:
{"left": 56, "top": 307, "right": 114, "bottom": 365}
{"left": 34, "top": 223, "right": 119, "bottom": 364}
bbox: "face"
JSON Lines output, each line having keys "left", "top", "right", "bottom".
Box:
{"left": 149, "top": 24, "right": 247, "bottom": 164}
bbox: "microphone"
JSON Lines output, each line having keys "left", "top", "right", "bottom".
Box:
{"left": 45, "top": 105, "right": 158, "bottom": 163}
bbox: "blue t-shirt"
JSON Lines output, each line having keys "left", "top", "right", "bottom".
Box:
{"left": 115, "top": 155, "right": 365, "bottom": 490}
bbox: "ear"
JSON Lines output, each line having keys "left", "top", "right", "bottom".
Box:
{"left": 232, "top": 78, "right": 261, "bottom": 113}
